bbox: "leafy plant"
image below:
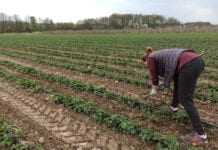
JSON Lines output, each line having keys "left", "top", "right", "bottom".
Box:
{"left": 0, "top": 117, "right": 41, "bottom": 150}
{"left": 156, "top": 135, "right": 180, "bottom": 150}
{"left": 92, "top": 109, "right": 110, "bottom": 124}
{"left": 139, "top": 128, "right": 160, "bottom": 144}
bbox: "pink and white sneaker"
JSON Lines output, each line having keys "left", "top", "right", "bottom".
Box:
{"left": 181, "top": 131, "right": 208, "bottom": 144}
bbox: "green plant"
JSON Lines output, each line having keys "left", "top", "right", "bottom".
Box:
{"left": 0, "top": 117, "right": 41, "bottom": 150}
{"left": 139, "top": 128, "right": 159, "bottom": 144}
{"left": 156, "top": 135, "right": 180, "bottom": 150}
{"left": 92, "top": 109, "right": 110, "bottom": 124}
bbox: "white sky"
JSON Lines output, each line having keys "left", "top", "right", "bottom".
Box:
{"left": 0, "top": 0, "right": 218, "bottom": 24}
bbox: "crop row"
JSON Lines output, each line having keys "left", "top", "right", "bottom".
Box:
{"left": 0, "top": 52, "right": 216, "bottom": 104}
{"left": 0, "top": 47, "right": 148, "bottom": 79}
{"left": 1, "top": 60, "right": 214, "bottom": 127}
{"left": 0, "top": 49, "right": 150, "bottom": 87}
{"left": 1, "top": 42, "right": 218, "bottom": 72}
{"left": 0, "top": 116, "right": 41, "bottom": 150}
{"left": 0, "top": 45, "right": 144, "bottom": 68}
{"left": 0, "top": 66, "right": 182, "bottom": 149}
{"left": 195, "top": 82, "right": 218, "bottom": 104}
{"left": 0, "top": 33, "right": 217, "bottom": 66}
{"left": 1, "top": 47, "right": 218, "bottom": 90}
{"left": 1, "top": 44, "right": 217, "bottom": 82}
{"left": 0, "top": 60, "right": 212, "bottom": 149}
{"left": 0, "top": 66, "right": 205, "bottom": 150}
{"left": 0, "top": 60, "right": 151, "bottom": 109}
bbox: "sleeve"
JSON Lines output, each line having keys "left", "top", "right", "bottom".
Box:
{"left": 147, "top": 58, "right": 159, "bottom": 85}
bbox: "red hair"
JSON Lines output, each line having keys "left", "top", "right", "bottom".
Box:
{"left": 142, "top": 47, "right": 153, "bottom": 62}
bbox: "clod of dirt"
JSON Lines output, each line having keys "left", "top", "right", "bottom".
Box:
{"left": 39, "top": 137, "right": 45, "bottom": 144}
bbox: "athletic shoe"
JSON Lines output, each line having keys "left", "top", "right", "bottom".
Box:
{"left": 169, "top": 105, "right": 178, "bottom": 112}
{"left": 181, "top": 131, "right": 208, "bottom": 144}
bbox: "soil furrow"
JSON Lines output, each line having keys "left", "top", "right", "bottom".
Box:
{"left": 0, "top": 56, "right": 217, "bottom": 125}
{"left": 0, "top": 81, "right": 142, "bottom": 150}
{"left": 0, "top": 55, "right": 147, "bottom": 98}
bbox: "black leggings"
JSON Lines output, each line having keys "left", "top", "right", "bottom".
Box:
{"left": 172, "top": 57, "right": 205, "bottom": 135}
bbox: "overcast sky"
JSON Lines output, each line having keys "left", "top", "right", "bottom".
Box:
{"left": 0, "top": 0, "right": 218, "bottom": 24}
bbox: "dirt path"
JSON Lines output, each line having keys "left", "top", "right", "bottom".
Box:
{"left": 0, "top": 80, "right": 144, "bottom": 150}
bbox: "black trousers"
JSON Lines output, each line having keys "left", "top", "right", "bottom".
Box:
{"left": 172, "top": 57, "right": 205, "bottom": 135}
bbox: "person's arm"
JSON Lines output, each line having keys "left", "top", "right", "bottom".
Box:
{"left": 147, "top": 58, "right": 159, "bottom": 86}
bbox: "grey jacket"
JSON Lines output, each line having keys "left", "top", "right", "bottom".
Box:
{"left": 148, "top": 48, "right": 194, "bottom": 87}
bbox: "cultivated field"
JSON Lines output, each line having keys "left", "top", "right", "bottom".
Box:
{"left": 0, "top": 33, "right": 217, "bottom": 150}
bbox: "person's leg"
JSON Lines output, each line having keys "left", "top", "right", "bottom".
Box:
{"left": 178, "top": 57, "right": 205, "bottom": 135}
{"left": 171, "top": 75, "right": 179, "bottom": 108}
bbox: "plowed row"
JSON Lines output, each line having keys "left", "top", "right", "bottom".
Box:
{"left": 0, "top": 33, "right": 217, "bottom": 150}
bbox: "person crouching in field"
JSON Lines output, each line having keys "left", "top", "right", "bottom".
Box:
{"left": 142, "top": 47, "right": 208, "bottom": 144}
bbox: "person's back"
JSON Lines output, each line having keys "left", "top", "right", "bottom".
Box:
{"left": 142, "top": 47, "right": 207, "bottom": 144}
{"left": 148, "top": 48, "right": 190, "bottom": 87}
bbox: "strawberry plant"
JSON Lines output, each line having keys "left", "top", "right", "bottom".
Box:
{"left": 156, "top": 134, "right": 180, "bottom": 150}
{"left": 0, "top": 117, "right": 41, "bottom": 150}
{"left": 156, "top": 108, "right": 189, "bottom": 124}
{"left": 92, "top": 109, "right": 110, "bottom": 124}
{"left": 52, "top": 94, "right": 181, "bottom": 149}
{"left": 20, "top": 78, "right": 36, "bottom": 89}
{"left": 139, "top": 128, "right": 160, "bottom": 144}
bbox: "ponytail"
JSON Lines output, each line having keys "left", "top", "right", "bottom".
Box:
{"left": 142, "top": 47, "right": 153, "bottom": 62}
{"left": 145, "top": 47, "right": 153, "bottom": 54}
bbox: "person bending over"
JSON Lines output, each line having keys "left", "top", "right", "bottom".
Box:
{"left": 142, "top": 47, "right": 207, "bottom": 143}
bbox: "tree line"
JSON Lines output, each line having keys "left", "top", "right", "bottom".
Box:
{"left": 0, "top": 12, "right": 213, "bottom": 33}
